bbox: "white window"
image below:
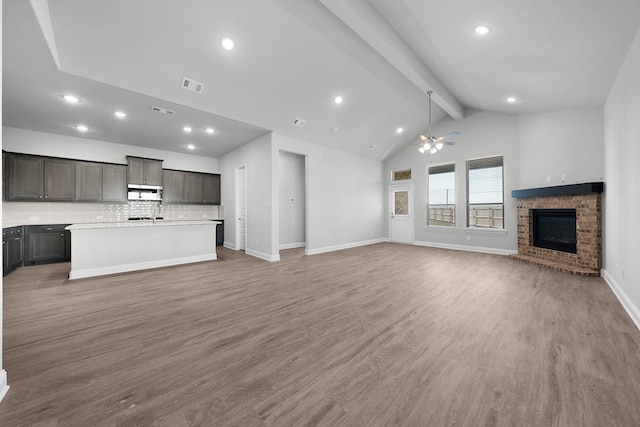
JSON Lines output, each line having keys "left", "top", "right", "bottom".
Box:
{"left": 392, "top": 169, "right": 412, "bottom": 181}
{"left": 466, "top": 156, "right": 504, "bottom": 229}
{"left": 427, "top": 164, "right": 455, "bottom": 227}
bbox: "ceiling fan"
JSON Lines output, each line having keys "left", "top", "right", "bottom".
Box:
{"left": 416, "top": 91, "right": 460, "bottom": 154}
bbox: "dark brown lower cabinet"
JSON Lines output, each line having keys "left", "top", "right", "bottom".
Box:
{"left": 216, "top": 220, "right": 224, "bottom": 246}
{"left": 24, "top": 225, "right": 71, "bottom": 266}
{"left": 3, "top": 226, "right": 24, "bottom": 275}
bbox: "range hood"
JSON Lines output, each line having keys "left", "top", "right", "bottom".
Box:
{"left": 127, "top": 184, "right": 163, "bottom": 201}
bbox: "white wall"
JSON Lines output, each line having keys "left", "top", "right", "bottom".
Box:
{"left": 603, "top": 26, "right": 640, "bottom": 328}
{"left": 384, "top": 109, "right": 519, "bottom": 254}
{"left": 517, "top": 108, "right": 604, "bottom": 189}
{"left": 0, "top": 2, "right": 8, "bottom": 403}
{"left": 278, "top": 151, "right": 305, "bottom": 249}
{"left": 272, "top": 134, "right": 386, "bottom": 255}
{"left": 219, "top": 133, "right": 275, "bottom": 260}
{"left": 2, "top": 127, "right": 218, "bottom": 173}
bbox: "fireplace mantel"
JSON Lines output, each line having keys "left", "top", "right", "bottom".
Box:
{"left": 511, "top": 182, "right": 603, "bottom": 199}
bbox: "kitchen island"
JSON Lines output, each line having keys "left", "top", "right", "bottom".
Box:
{"left": 65, "top": 220, "right": 219, "bottom": 280}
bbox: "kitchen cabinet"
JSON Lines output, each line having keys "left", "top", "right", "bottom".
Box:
{"left": 216, "top": 220, "right": 224, "bottom": 246}
{"left": 162, "top": 169, "right": 184, "bottom": 203}
{"left": 7, "top": 154, "right": 75, "bottom": 201}
{"left": 44, "top": 158, "right": 76, "bottom": 201}
{"left": 8, "top": 154, "right": 44, "bottom": 200}
{"left": 75, "top": 161, "right": 103, "bottom": 201}
{"left": 24, "top": 225, "right": 71, "bottom": 266}
{"left": 103, "top": 164, "right": 127, "bottom": 202}
{"left": 162, "top": 169, "right": 220, "bottom": 205}
{"left": 76, "top": 162, "right": 127, "bottom": 202}
{"left": 203, "top": 174, "right": 221, "bottom": 205}
{"left": 3, "top": 226, "right": 23, "bottom": 275}
{"left": 127, "top": 156, "right": 163, "bottom": 186}
{"left": 184, "top": 172, "right": 204, "bottom": 204}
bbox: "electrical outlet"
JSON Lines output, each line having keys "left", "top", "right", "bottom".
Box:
{"left": 561, "top": 174, "right": 566, "bottom": 183}
{"left": 466, "top": 235, "right": 471, "bottom": 241}
{"left": 546, "top": 176, "right": 551, "bottom": 183}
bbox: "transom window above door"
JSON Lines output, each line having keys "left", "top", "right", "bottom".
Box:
{"left": 392, "top": 169, "right": 412, "bottom": 181}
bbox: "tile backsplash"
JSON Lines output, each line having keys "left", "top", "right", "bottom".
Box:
{"left": 2, "top": 201, "right": 223, "bottom": 227}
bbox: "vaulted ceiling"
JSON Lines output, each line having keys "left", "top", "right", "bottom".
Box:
{"left": 3, "top": 0, "right": 640, "bottom": 160}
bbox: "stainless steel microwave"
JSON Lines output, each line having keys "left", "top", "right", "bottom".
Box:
{"left": 127, "top": 184, "right": 163, "bottom": 201}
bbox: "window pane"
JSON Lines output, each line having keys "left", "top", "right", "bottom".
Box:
{"left": 428, "top": 164, "right": 455, "bottom": 227}
{"left": 468, "top": 166, "right": 503, "bottom": 204}
{"left": 467, "top": 156, "right": 504, "bottom": 229}
{"left": 392, "top": 169, "right": 412, "bottom": 181}
{"left": 394, "top": 190, "right": 409, "bottom": 215}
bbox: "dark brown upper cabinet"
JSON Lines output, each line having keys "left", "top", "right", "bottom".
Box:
{"left": 127, "top": 156, "right": 163, "bottom": 186}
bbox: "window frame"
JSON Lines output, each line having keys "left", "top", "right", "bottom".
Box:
{"left": 465, "top": 155, "right": 505, "bottom": 230}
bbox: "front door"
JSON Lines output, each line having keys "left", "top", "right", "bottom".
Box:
{"left": 389, "top": 185, "right": 413, "bottom": 244}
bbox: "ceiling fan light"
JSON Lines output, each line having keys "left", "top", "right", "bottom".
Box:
{"left": 418, "top": 145, "right": 427, "bottom": 154}
{"left": 430, "top": 146, "right": 438, "bottom": 154}
{"left": 435, "top": 142, "right": 444, "bottom": 150}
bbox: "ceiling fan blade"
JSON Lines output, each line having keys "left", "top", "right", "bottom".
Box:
{"left": 435, "top": 131, "right": 461, "bottom": 142}
{"left": 419, "top": 134, "right": 431, "bottom": 143}
{"left": 444, "top": 141, "right": 456, "bottom": 146}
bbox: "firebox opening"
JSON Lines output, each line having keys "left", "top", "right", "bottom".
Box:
{"left": 531, "top": 209, "right": 577, "bottom": 254}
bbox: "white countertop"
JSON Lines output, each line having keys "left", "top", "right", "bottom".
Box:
{"left": 65, "top": 220, "right": 221, "bottom": 230}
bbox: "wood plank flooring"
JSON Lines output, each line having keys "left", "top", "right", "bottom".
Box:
{"left": 1, "top": 243, "right": 640, "bottom": 426}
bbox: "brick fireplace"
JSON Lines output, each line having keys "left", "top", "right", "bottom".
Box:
{"left": 510, "top": 183, "right": 603, "bottom": 276}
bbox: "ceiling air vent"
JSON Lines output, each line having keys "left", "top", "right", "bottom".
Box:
{"left": 151, "top": 106, "right": 175, "bottom": 115}
{"left": 291, "top": 118, "right": 306, "bottom": 127}
{"left": 181, "top": 77, "right": 204, "bottom": 94}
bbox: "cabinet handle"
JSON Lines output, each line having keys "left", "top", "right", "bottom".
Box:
{"left": 46, "top": 227, "right": 53, "bottom": 231}
{"left": 15, "top": 237, "right": 21, "bottom": 241}
{"left": 60, "top": 233, "right": 64, "bottom": 237}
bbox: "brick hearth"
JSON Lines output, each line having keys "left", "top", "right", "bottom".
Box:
{"left": 510, "top": 184, "right": 603, "bottom": 276}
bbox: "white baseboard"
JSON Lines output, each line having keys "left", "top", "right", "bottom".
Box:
{"left": 413, "top": 240, "right": 517, "bottom": 256}
{"left": 0, "top": 370, "right": 9, "bottom": 403}
{"left": 223, "top": 241, "right": 236, "bottom": 250}
{"left": 246, "top": 248, "right": 280, "bottom": 262}
{"left": 602, "top": 269, "right": 640, "bottom": 332}
{"left": 279, "top": 242, "right": 306, "bottom": 250}
{"left": 305, "top": 238, "right": 389, "bottom": 255}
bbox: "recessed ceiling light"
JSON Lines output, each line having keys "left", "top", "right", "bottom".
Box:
{"left": 114, "top": 111, "right": 127, "bottom": 119}
{"left": 61, "top": 95, "right": 80, "bottom": 103}
{"left": 221, "top": 37, "right": 235, "bottom": 50}
{"left": 205, "top": 127, "right": 215, "bottom": 134}
{"left": 187, "top": 144, "right": 195, "bottom": 150}
{"left": 334, "top": 95, "right": 344, "bottom": 104}
{"left": 183, "top": 126, "right": 192, "bottom": 133}
{"left": 75, "top": 124, "right": 88, "bottom": 132}
{"left": 396, "top": 127, "right": 404, "bottom": 134}
{"left": 474, "top": 25, "right": 491, "bottom": 35}
{"left": 506, "top": 96, "right": 518, "bottom": 103}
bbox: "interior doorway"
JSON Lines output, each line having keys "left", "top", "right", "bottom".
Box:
{"left": 279, "top": 151, "right": 306, "bottom": 251}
